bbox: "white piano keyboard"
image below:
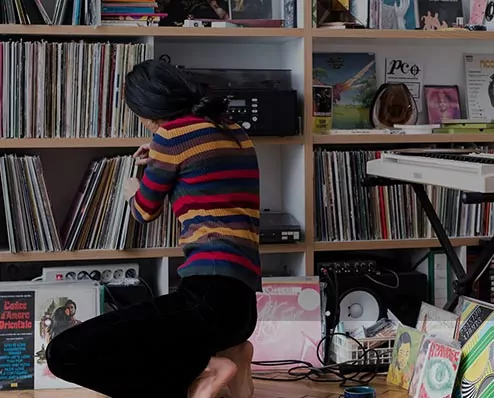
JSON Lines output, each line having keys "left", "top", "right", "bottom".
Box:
{"left": 366, "top": 152, "right": 494, "bottom": 193}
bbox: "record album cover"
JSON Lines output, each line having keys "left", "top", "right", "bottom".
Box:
{"left": 417, "top": 0, "right": 463, "bottom": 29}
{"left": 250, "top": 277, "right": 322, "bottom": 371}
{"left": 313, "top": 52, "right": 377, "bottom": 129}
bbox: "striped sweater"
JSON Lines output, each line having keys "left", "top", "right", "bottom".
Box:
{"left": 129, "top": 115, "right": 261, "bottom": 291}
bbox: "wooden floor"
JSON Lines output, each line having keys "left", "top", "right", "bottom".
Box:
{"left": 3, "top": 377, "right": 407, "bottom": 397}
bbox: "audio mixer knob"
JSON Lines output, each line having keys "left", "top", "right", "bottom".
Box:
{"left": 242, "top": 121, "right": 251, "bottom": 130}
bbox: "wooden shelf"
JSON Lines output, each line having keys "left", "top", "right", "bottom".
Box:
{"left": 313, "top": 133, "right": 494, "bottom": 145}
{"left": 0, "top": 25, "right": 304, "bottom": 38}
{"left": 0, "top": 248, "right": 183, "bottom": 262}
{"left": 251, "top": 136, "right": 305, "bottom": 145}
{"left": 259, "top": 243, "right": 306, "bottom": 254}
{"left": 314, "top": 237, "right": 480, "bottom": 251}
{"left": 0, "top": 243, "right": 305, "bottom": 262}
{"left": 312, "top": 28, "right": 494, "bottom": 41}
{"left": 0, "top": 136, "right": 303, "bottom": 149}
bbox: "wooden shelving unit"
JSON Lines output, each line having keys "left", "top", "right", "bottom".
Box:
{"left": 0, "top": 16, "right": 490, "bottom": 277}
{"left": 0, "top": 243, "right": 306, "bottom": 263}
{"left": 314, "top": 238, "right": 480, "bottom": 252}
{"left": 0, "top": 25, "right": 304, "bottom": 38}
{"left": 0, "top": 136, "right": 304, "bottom": 148}
{"left": 312, "top": 28, "right": 494, "bottom": 41}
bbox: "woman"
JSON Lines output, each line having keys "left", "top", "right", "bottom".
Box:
{"left": 46, "top": 58, "right": 261, "bottom": 398}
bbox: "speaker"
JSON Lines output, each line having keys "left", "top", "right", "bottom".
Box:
{"left": 321, "top": 270, "right": 428, "bottom": 333}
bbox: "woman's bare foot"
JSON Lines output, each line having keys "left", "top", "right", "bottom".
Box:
{"left": 217, "top": 341, "right": 254, "bottom": 398}
{"left": 188, "top": 357, "right": 237, "bottom": 398}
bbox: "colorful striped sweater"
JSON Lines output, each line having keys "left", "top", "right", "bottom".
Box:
{"left": 129, "top": 115, "right": 261, "bottom": 291}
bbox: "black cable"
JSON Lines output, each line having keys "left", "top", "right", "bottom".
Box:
{"left": 252, "top": 332, "right": 381, "bottom": 386}
{"left": 252, "top": 266, "right": 382, "bottom": 386}
{"left": 138, "top": 276, "right": 155, "bottom": 298}
{"left": 76, "top": 271, "right": 121, "bottom": 309}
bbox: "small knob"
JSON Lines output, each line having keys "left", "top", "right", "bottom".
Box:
{"left": 242, "top": 121, "right": 251, "bottom": 129}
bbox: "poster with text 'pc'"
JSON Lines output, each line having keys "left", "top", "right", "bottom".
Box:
{"left": 464, "top": 54, "right": 494, "bottom": 120}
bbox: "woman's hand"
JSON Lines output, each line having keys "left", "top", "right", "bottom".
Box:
{"left": 123, "top": 178, "right": 140, "bottom": 201}
{"left": 133, "top": 143, "right": 151, "bottom": 166}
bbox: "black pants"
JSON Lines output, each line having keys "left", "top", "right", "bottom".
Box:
{"left": 45, "top": 275, "right": 258, "bottom": 397}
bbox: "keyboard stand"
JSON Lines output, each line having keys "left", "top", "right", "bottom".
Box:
{"left": 363, "top": 177, "right": 494, "bottom": 312}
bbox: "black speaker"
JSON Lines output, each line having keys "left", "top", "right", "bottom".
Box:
{"left": 321, "top": 270, "right": 428, "bottom": 332}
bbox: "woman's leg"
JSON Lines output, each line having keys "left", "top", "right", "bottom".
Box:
{"left": 181, "top": 276, "right": 258, "bottom": 398}
{"left": 45, "top": 288, "right": 218, "bottom": 398}
{"left": 46, "top": 275, "right": 258, "bottom": 398}
{"left": 188, "top": 356, "right": 237, "bottom": 398}
{"left": 217, "top": 341, "right": 255, "bottom": 398}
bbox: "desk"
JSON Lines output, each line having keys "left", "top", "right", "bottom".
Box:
{"left": 2, "top": 377, "right": 407, "bottom": 397}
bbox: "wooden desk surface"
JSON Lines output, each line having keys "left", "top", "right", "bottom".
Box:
{"left": 2, "top": 377, "right": 407, "bottom": 397}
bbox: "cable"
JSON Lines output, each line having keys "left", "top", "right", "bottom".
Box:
{"left": 138, "top": 276, "right": 154, "bottom": 298}
{"left": 252, "top": 265, "right": 387, "bottom": 385}
{"left": 365, "top": 267, "right": 400, "bottom": 289}
{"left": 66, "top": 270, "right": 122, "bottom": 310}
{"left": 252, "top": 332, "right": 381, "bottom": 386}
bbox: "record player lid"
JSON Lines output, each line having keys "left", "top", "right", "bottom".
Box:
{"left": 260, "top": 212, "right": 300, "bottom": 229}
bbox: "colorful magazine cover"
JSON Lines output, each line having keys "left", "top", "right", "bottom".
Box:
{"left": 312, "top": 52, "right": 377, "bottom": 129}
{"left": 387, "top": 324, "right": 425, "bottom": 390}
{"left": 0, "top": 281, "right": 102, "bottom": 391}
{"left": 409, "top": 337, "right": 461, "bottom": 397}
{"left": 417, "top": 0, "right": 463, "bottom": 29}
{"left": 380, "top": 0, "right": 419, "bottom": 29}
{"left": 454, "top": 296, "right": 494, "bottom": 397}
{"left": 0, "top": 291, "right": 35, "bottom": 390}
{"left": 34, "top": 284, "right": 101, "bottom": 389}
{"left": 416, "top": 302, "right": 460, "bottom": 340}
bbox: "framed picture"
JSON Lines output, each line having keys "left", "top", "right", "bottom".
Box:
{"left": 424, "top": 85, "right": 462, "bottom": 124}
{"left": 313, "top": 85, "right": 333, "bottom": 116}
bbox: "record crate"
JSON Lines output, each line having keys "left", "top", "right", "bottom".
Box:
{"left": 330, "top": 333, "right": 395, "bottom": 366}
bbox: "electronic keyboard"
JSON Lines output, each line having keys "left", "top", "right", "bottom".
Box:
{"left": 366, "top": 150, "right": 494, "bottom": 193}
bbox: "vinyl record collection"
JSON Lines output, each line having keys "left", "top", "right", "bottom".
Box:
{"left": 0, "top": 40, "right": 152, "bottom": 139}
{"left": 1, "top": 0, "right": 101, "bottom": 25}
{"left": 314, "top": 149, "right": 494, "bottom": 242}
{"left": 62, "top": 155, "right": 179, "bottom": 251}
{"left": 0, "top": 155, "right": 179, "bottom": 253}
{"left": 0, "top": 155, "right": 61, "bottom": 253}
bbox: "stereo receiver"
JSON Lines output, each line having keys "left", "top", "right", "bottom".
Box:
{"left": 214, "top": 89, "right": 299, "bottom": 137}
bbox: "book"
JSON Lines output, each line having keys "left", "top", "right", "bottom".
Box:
{"left": 409, "top": 336, "right": 462, "bottom": 398}
{"left": 464, "top": 54, "right": 494, "bottom": 121}
{"left": 249, "top": 277, "right": 322, "bottom": 371}
{"left": 0, "top": 281, "right": 102, "bottom": 390}
{"left": 312, "top": 85, "right": 333, "bottom": 134}
{"left": 312, "top": 52, "right": 377, "bottom": 130}
{"left": 101, "top": 0, "right": 166, "bottom": 26}
{"left": 386, "top": 324, "right": 425, "bottom": 390}
{"left": 454, "top": 296, "right": 494, "bottom": 397}
{"left": 416, "top": 302, "right": 460, "bottom": 340}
